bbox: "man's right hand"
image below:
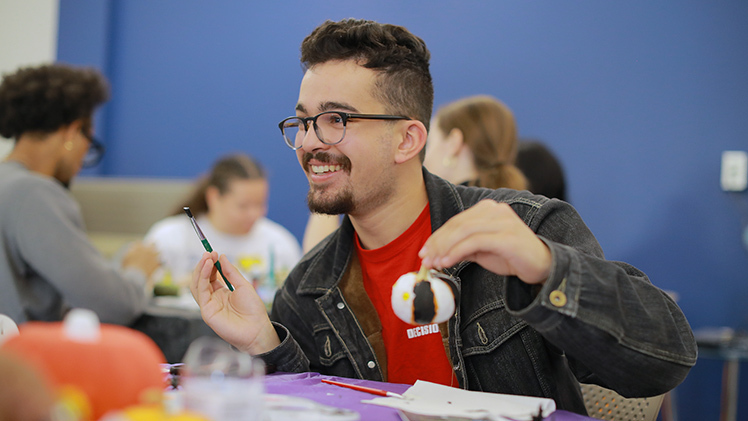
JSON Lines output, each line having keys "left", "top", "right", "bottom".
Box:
{"left": 189, "top": 251, "right": 281, "bottom": 355}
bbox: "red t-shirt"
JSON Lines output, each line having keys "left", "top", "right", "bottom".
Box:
{"left": 355, "top": 204, "right": 456, "bottom": 386}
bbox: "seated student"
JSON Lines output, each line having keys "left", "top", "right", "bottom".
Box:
{"left": 145, "top": 153, "right": 301, "bottom": 306}
{"left": 424, "top": 94, "right": 528, "bottom": 190}
{"left": 190, "top": 19, "right": 696, "bottom": 415}
{"left": 0, "top": 64, "right": 160, "bottom": 325}
{"left": 516, "top": 139, "right": 568, "bottom": 202}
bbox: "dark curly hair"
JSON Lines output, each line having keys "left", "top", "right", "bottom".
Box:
{"left": 300, "top": 19, "right": 433, "bottom": 132}
{"left": 0, "top": 64, "right": 109, "bottom": 140}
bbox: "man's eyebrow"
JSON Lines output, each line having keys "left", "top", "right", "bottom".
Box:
{"left": 319, "top": 101, "right": 358, "bottom": 113}
{"left": 296, "top": 101, "right": 359, "bottom": 115}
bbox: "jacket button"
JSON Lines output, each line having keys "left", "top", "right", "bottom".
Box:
{"left": 550, "top": 290, "right": 567, "bottom": 307}
{"left": 367, "top": 361, "right": 376, "bottom": 369}
{"left": 337, "top": 302, "right": 345, "bottom": 310}
{"left": 453, "top": 362, "right": 460, "bottom": 371}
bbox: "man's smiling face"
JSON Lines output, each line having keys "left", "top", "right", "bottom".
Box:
{"left": 295, "top": 60, "right": 403, "bottom": 217}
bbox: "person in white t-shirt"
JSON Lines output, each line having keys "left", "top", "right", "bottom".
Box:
{"left": 145, "top": 153, "right": 301, "bottom": 307}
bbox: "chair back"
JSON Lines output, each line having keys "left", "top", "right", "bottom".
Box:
{"left": 580, "top": 383, "right": 664, "bottom": 421}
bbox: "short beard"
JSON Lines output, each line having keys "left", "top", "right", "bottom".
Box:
{"left": 307, "top": 187, "right": 354, "bottom": 215}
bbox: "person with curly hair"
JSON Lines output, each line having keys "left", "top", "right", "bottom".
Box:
{"left": 0, "top": 64, "right": 160, "bottom": 325}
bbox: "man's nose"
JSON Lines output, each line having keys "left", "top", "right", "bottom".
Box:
{"left": 300, "top": 125, "right": 329, "bottom": 153}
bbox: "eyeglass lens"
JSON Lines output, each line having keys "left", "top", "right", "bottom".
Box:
{"left": 281, "top": 111, "right": 347, "bottom": 149}
{"left": 82, "top": 137, "right": 105, "bottom": 168}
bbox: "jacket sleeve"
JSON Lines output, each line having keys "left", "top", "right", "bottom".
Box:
{"left": 256, "top": 322, "right": 311, "bottom": 373}
{"left": 10, "top": 178, "right": 149, "bottom": 325}
{"left": 262, "top": 274, "right": 313, "bottom": 373}
{"left": 503, "top": 198, "right": 697, "bottom": 398}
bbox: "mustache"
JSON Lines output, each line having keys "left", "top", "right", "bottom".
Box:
{"left": 302, "top": 152, "right": 352, "bottom": 173}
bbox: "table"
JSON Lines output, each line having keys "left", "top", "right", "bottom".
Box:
{"left": 263, "top": 372, "right": 595, "bottom": 421}
{"left": 694, "top": 328, "right": 748, "bottom": 421}
{"left": 140, "top": 296, "right": 597, "bottom": 421}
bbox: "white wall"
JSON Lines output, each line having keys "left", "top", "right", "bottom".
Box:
{"left": 0, "top": 0, "right": 59, "bottom": 157}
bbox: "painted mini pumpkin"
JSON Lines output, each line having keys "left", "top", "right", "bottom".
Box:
{"left": 2, "top": 309, "right": 166, "bottom": 420}
{"left": 391, "top": 269, "right": 459, "bottom": 325}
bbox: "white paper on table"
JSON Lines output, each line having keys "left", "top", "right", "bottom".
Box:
{"left": 363, "top": 380, "right": 556, "bottom": 421}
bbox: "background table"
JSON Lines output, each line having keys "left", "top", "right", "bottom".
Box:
{"left": 695, "top": 328, "right": 748, "bottom": 421}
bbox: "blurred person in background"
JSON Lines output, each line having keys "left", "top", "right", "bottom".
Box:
{"left": 0, "top": 64, "right": 160, "bottom": 325}
{"left": 302, "top": 213, "right": 340, "bottom": 253}
{"left": 424, "top": 94, "right": 527, "bottom": 190}
{"left": 516, "top": 139, "right": 567, "bottom": 202}
{"left": 145, "top": 153, "right": 301, "bottom": 307}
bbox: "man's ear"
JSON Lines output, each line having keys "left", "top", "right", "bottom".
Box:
{"left": 394, "top": 120, "right": 428, "bottom": 164}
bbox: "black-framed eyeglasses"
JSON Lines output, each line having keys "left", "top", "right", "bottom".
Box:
{"left": 278, "top": 111, "right": 411, "bottom": 150}
{"left": 81, "top": 131, "right": 106, "bottom": 168}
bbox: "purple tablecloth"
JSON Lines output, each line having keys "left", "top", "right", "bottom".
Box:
{"left": 264, "top": 372, "right": 594, "bottom": 421}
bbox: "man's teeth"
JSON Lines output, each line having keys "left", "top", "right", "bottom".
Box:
{"left": 311, "top": 164, "right": 342, "bottom": 174}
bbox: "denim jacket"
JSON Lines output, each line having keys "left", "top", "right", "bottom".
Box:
{"left": 263, "top": 169, "right": 697, "bottom": 414}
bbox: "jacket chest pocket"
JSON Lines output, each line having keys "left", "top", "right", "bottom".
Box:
{"left": 460, "top": 304, "right": 527, "bottom": 356}
{"left": 312, "top": 324, "right": 348, "bottom": 367}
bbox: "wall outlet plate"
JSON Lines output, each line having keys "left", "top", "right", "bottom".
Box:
{"left": 721, "top": 150, "right": 748, "bottom": 191}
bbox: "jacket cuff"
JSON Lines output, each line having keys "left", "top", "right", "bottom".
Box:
{"left": 255, "top": 321, "right": 309, "bottom": 373}
{"left": 504, "top": 237, "right": 579, "bottom": 332}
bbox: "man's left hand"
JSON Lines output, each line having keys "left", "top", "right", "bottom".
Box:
{"left": 419, "top": 200, "right": 551, "bottom": 285}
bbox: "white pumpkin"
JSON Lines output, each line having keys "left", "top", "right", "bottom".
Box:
{"left": 391, "top": 269, "right": 458, "bottom": 325}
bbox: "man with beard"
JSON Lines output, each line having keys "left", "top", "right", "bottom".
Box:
{"left": 190, "top": 19, "right": 696, "bottom": 414}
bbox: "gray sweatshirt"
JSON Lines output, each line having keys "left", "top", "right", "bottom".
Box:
{"left": 0, "top": 161, "right": 148, "bottom": 325}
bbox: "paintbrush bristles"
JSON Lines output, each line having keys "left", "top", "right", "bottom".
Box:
{"left": 183, "top": 207, "right": 193, "bottom": 218}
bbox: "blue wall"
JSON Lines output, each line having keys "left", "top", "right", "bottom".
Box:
{"left": 57, "top": 1, "right": 748, "bottom": 419}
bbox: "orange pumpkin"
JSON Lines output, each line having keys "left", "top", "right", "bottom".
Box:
{"left": 2, "top": 317, "right": 166, "bottom": 420}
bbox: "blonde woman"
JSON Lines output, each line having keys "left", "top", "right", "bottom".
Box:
{"left": 424, "top": 95, "right": 527, "bottom": 190}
